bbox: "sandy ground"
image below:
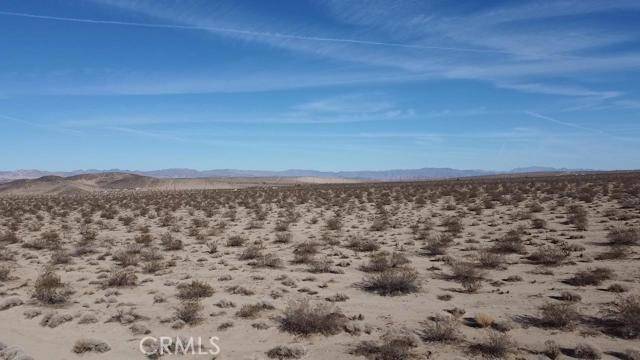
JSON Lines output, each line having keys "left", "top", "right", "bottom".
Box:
{"left": 1, "top": 177, "right": 639, "bottom": 359}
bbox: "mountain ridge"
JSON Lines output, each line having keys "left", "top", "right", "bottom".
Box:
{"left": 0, "top": 166, "right": 596, "bottom": 182}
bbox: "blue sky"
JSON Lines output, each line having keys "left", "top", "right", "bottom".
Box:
{"left": 1, "top": 0, "right": 640, "bottom": 171}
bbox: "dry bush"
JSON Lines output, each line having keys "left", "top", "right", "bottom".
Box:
{"left": 422, "top": 233, "right": 454, "bottom": 255}
{"left": 252, "top": 253, "right": 284, "bottom": 268}
{"left": 292, "top": 241, "right": 319, "bottom": 264}
{"left": 72, "top": 338, "right": 111, "bottom": 353}
{"left": 543, "top": 340, "right": 561, "bottom": 359}
{"left": 471, "top": 331, "right": 517, "bottom": 358}
{"left": 236, "top": 301, "right": 275, "bottom": 319}
{"left": 0, "top": 231, "right": 19, "bottom": 244}
{"left": 308, "top": 257, "right": 342, "bottom": 274}
{"left": 362, "top": 267, "right": 419, "bottom": 296}
{"left": 239, "top": 244, "right": 264, "bottom": 260}
{"left": 567, "top": 204, "right": 588, "bottom": 230}
{"left": 226, "top": 235, "right": 247, "bottom": 247}
{"left": 266, "top": 345, "right": 306, "bottom": 360}
{"left": 353, "top": 330, "right": 418, "bottom": 360}
{"left": 279, "top": 299, "right": 347, "bottom": 336}
{"left": 176, "top": 280, "right": 214, "bottom": 300}
{"left": 492, "top": 228, "right": 526, "bottom": 253}
{"left": 418, "top": 315, "right": 462, "bottom": 343}
{"left": 174, "top": 299, "right": 203, "bottom": 325}
{"left": 346, "top": 236, "right": 380, "bottom": 252}
{"left": 528, "top": 245, "right": 569, "bottom": 265}
{"left": 0, "top": 264, "right": 10, "bottom": 281}
{"left": 531, "top": 217, "right": 547, "bottom": 229}
{"left": 607, "top": 226, "right": 640, "bottom": 246}
{"left": 360, "top": 251, "right": 410, "bottom": 273}
{"left": 448, "top": 261, "right": 484, "bottom": 292}
{"left": 538, "top": 302, "right": 580, "bottom": 329}
{"left": 574, "top": 343, "right": 602, "bottom": 359}
{"left": 476, "top": 249, "right": 505, "bottom": 269}
{"left": 33, "top": 268, "right": 71, "bottom": 304}
{"left": 325, "top": 216, "right": 342, "bottom": 231}
{"left": 105, "top": 268, "right": 137, "bottom": 287}
{"left": 441, "top": 216, "right": 463, "bottom": 235}
{"left": 603, "top": 294, "right": 640, "bottom": 338}
{"left": 274, "top": 232, "right": 292, "bottom": 244}
{"left": 567, "top": 267, "right": 614, "bottom": 286}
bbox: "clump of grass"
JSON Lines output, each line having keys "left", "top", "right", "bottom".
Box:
{"left": 279, "top": 299, "right": 347, "bottom": 336}
{"left": 347, "top": 236, "right": 380, "bottom": 252}
{"left": 361, "top": 267, "right": 419, "bottom": 296}
{"left": 72, "top": 338, "right": 111, "bottom": 353}
{"left": 492, "top": 228, "right": 526, "bottom": 253}
{"left": 448, "top": 261, "right": 484, "bottom": 293}
{"left": 476, "top": 249, "right": 505, "bottom": 269}
{"left": 239, "top": 244, "right": 264, "bottom": 260}
{"left": 422, "top": 233, "right": 454, "bottom": 255}
{"left": 567, "top": 204, "right": 588, "bottom": 230}
{"left": 543, "top": 340, "right": 561, "bottom": 359}
{"left": 176, "top": 280, "right": 214, "bottom": 300}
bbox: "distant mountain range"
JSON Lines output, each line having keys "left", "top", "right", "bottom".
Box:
{"left": 0, "top": 166, "right": 596, "bottom": 182}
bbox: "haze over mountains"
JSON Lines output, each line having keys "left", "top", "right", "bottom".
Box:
{"left": 0, "top": 166, "right": 594, "bottom": 183}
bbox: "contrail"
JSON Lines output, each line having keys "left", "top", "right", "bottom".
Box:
{"left": 0, "top": 10, "right": 513, "bottom": 55}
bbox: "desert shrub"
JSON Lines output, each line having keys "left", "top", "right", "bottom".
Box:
{"left": 441, "top": 216, "right": 463, "bottom": 235}
{"left": 0, "top": 231, "right": 19, "bottom": 244}
{"left": 492, "top": 228, "right": 526, "bottom": 253}
{"left": 325, "top": 216, "right": 342, "bottom": 231}
{"left": 174, "top": 300, "right": 203, "bottom": 325}
{"left": 567, "top": 204, "right": 588, "bottom": 230}
{"left": 279, "top": 299, "right": 347, "bottom": 336}
{"left": 50, "top": 250, "right": 71, "bottom": 265}
{"left": 105, "top": 268, "right": 137, "bottom": 287}
{"left": 353, "top": 331, "right": 418, "bottom": 360}
{"left": 360, "top": 251, "right": 410, "bottom": 273}
{"left": 574, "top": 343, "right": 602, "bottom": 359}
{"left": 347, "top": 236, "right": 380, "bottom": 252}
{"left": 448, "top": 261, "right": 484, "bottom": 291}
{"left": 266, "top": 345, "right": 306, "bottom": 360}
{"left": 239, "top": 244, "right": 264, "bottom": 260}
{"left": 134, "top": 233, "right": 153, "bottom": 245}
{"left": 176, "top": 280, "right": 214, "bottom": 300}
{"left": 274, "top": 220, "right": 289, "bottom": 232}
{"left": 33, "top": 268, "right": 70, "bottom": 304}
{"left": 543, "top": 340, "right": 561, "bottom": 359}
{"left": 112, "top": 249, "right": 138, "bottom": 267}
{"left": 474, "top": 313, "right": 495, "bottom": 328}
{"left": 471, "top": 331, "right": 517, "bottom": 358}
{"left": 607, "top": 226, "right": 640, "bottom": 246}
{"left": 160, "top": 232, "right": 183, "bottom": 250}
{"left": 72, "top": 338, "right": 111, "bottom": 353}
{"left": 362, "top": 267, "right": 419, "bottom": 296}
{"left": 422, "top": 233, "right": 454, "bottom": 255}
{"left": 528, "top": 245, "right": 569, "bottom": 265}
{"left": 538, "top": 302, "right": 580, "bottom": 329}
{"left": 236, "top": 301, "right": 275, "bottom": 319}
{"left": 606, "top": 283, "right": 628, "bottom": 293}
{"left": 558, "top": 291, "right": 582, "bottom": 302}
{"left": 567, "top": 267, "right": 614, "bottom": 286}
{"left": 308, "top": 257, "right": 341, "bottom": 274}
{"left": 0, "top": 265, "right": 10, "bottom": 281}
{"left": 274, "top": 232, "right": 292, "bottom": 244}
{"left": 603, "top": 294, "right": 640, "bottom": 338}
{"left": 226, "top": 235, "right": 247, "bottom": 247}
{"left": 292, "top": 241, "right": 319, "bottom": 264}
{"left": 476, "top": 249, "right": 505, "bottom": 269}
{"left": 531, "top": 217, "right": 547, "bottom": 229}
{"left": 252, "top": 253, "right": 284, "bottom": 268}
{"left": 418, "top": 315, "right": 462, "bottom": 343}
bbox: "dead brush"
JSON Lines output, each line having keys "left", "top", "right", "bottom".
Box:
{"left": 279, "top": 298, "right": 347, "bottom": 336}
{"left": 607, "top": 226, "right": 640, "bottom": 246}
{"left": 602, "top": 294, "right": 640, "bottom": 338}
{"left": 528, "top": 245, "right": 570, "bottom": 266}
{"left": 360, "top": 251, "right": 410, "bottom": 273}
{"left": 538, "top": 302, "right": 580, "bottom": 329}
{"left": 104, "top": 268, "right": 138, "bottom": 287}
{"left": 176, "top": 280, "right": 214, "bottom": 300}
{"left": 475, "top": 249, "right": 506, "bottom": 269}
{"left": 346, "top": 236, "right": 380, "bottom": 252}
{"left": 471, "top": 330, "right": 518, "bottom": 358}
{"left": 239, "top": 243, "right": 264, "bottom": 260}
{"left": 422, "top": 233, "right": 454, "bottom": 255}
{"left": 491, "top": 228, "right": 526, "bottom": 253}
{"left": 226, "top": 235, "right": 247, "bottom": 247}
{"left": 174, "top": 299, "right": 203, "bottom": 325}
{"left": 33, "top": 268, "right": 71, "bottom": 304}
{"left": 566, "top": 267, "right": 614, "bottom": 286}
{"left": 362, "top": 267, "right": 419, "bottom": 296}
{"left": 418, "top": 315, "right": 462, "bottom": 343}
{"left": 352, "top": 330, "right": 418, "bottom": 360}
{"left": 236, "top": 301, "right": 275, "bottom": 319}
